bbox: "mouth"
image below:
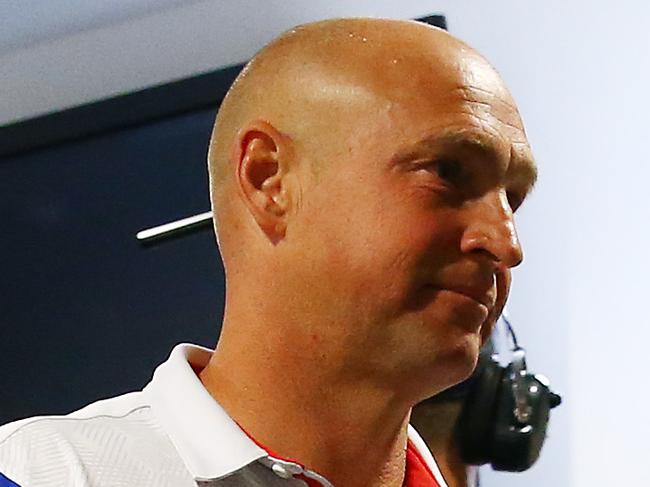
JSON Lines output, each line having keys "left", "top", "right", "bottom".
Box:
{"left": 418, "top": 285, "right": 491, "bottom": 332}
{"left": 445, "top": 290, "right": 492, "bottom": 314}
{"left": 424, "top": 285, "right": 495, "bottom": 311}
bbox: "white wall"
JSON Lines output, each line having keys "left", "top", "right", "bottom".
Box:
{"left": 447, "top": 3, "right": 650, "bottom": 486}
{"left": 5, "top": 1, "right": 650, "bottom": 485}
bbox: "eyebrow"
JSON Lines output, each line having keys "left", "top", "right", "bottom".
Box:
{"left": 391, "top": 127, "right": 538, "bottom": 192}
{"left": 509, "top": 148, "right": 538, "bottom": 195}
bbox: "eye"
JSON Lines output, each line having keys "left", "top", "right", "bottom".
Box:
{"left": 426, "top": 158, "right": 465, "bottom": 186}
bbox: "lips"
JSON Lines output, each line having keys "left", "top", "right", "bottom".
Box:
{"left": 425, "top": 281, "right": 496, "bottom": 309}
{"left": 444, "top": 286, "right": 495, "bottom": 309}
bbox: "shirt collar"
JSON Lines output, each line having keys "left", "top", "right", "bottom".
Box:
{"left": 407, "top": 425, "right": 449, "bottom": 487}
{"left": 143, "top": 343, "right": 447, "bottom": 486}
{"left": 143, "top": 343, "right": 267, "bottom": 481}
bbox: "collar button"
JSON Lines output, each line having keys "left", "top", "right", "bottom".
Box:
{"left": 272, "top": 463, "right": 294, "bottom": 479}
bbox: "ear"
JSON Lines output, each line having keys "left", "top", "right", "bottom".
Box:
{"left": 232, "top": 120, "right": 294, "bottom": 244}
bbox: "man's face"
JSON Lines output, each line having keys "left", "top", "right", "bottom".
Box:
{"left": 290, "top": 55, "right": 536, "bottom": 398}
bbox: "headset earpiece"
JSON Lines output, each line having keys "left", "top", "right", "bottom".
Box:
{"left": 454, "top": 314, "right": 562, "bottom": 472}
{"left": 489, "top": 352, "right": 552, "bottom": 471}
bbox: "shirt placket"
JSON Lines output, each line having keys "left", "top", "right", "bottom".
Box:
{"left": 258, "top": 456, "right": 335, "bottom": 487}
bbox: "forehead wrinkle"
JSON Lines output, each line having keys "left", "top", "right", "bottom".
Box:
{"left": 450, "top": 100, "right": 534, "bottom": 192}
{"left": 453, "top": 85, "right": 525, "bottom": 137}
{"left": 452, "top": 84, "right": 517, "bottom": 110}
{"left": 458, "top": 98, "right": 526, "bottom": 138}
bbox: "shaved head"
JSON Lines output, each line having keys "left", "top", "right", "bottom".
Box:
{"left": 205, "top": 13, "right": 533, "bottom": 400}
{"left": 207, "top": 18, "right": 527, "bottom": 271}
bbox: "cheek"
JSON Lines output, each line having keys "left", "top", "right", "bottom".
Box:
{"left": 312, "top": 184, "right": 453, "bottom": 301}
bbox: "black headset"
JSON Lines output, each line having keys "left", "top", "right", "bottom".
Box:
{"left": 429, "top": 312, "right": 562, "bottom": 472}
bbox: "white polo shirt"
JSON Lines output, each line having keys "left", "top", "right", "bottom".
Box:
{"left": 0, "top": 344, "right": 448, "bottom": 487}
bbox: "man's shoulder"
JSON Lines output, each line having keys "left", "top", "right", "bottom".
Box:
{"left": 0, "top": 391, "right": 193, "bottom": 487}
{"left": 0, "top": 391, "right": 149, "bottom": 448}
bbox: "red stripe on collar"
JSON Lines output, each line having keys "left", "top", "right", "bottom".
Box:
{"left": 238, "top": 421, "right": 440, "bottom": 486}
{"left": 404, "top": 438, "right": 441, "bottom": 487}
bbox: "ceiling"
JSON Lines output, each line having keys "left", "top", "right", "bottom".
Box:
{"left": 0, "top": 0, "right": 446, "bottom": 125}
{"left": 0, "top": 0, "right": 197, "bottom": 56}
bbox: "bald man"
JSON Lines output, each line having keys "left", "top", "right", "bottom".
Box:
{"left": 0, "top": 18, "right": 536, "bottom": 487}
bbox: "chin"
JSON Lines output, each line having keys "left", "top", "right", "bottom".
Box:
{"left": 409, "top": 335, "right": 480, "bottom": 404}
{"left": 437, "top": 332, "right": 482, "bottom": 385}
{"left": 400, "top": 302, "right": 485, "bottom": 394}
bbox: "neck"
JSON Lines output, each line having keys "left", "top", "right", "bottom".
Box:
{"left": 199, "top": 311, "right": 414, "bottom": 487}
{"left": 410, "top": 400, "right": 475, "bottom": 487}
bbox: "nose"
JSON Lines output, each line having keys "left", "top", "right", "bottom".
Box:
{"left": 460, "top": 189, "right": 523, "bottom": 268}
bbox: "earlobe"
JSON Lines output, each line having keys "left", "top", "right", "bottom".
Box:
{"left": 234, "top": 120, "right": 292, "bottom": 243}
